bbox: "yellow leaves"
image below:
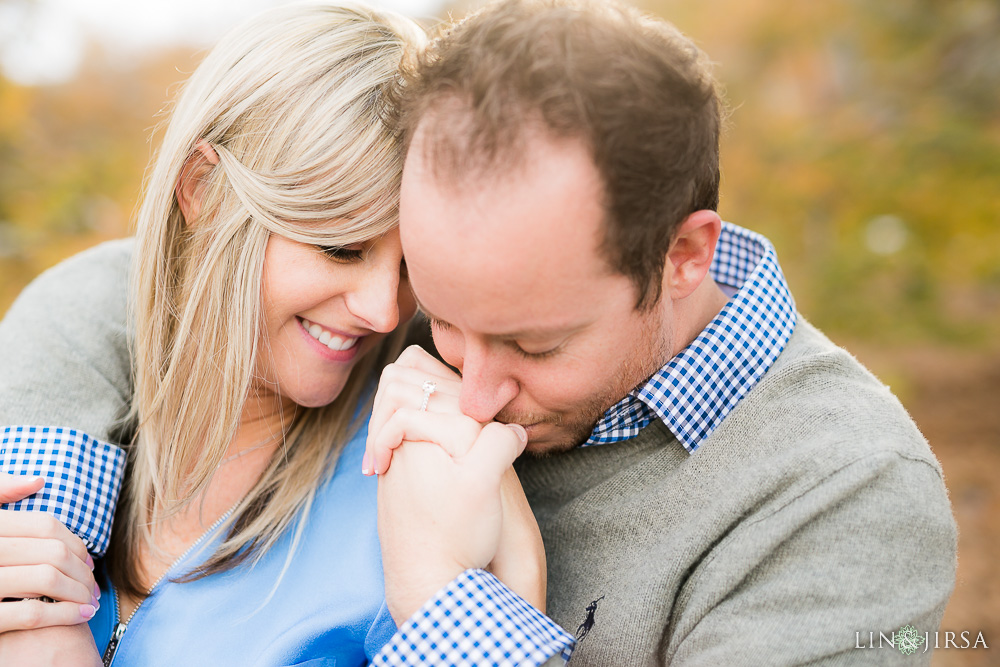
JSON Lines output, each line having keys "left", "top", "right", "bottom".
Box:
{"left": 0, "top": 79, "right": 31, "bottom": 136}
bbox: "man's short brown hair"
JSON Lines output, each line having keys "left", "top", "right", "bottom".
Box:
{"left": 396, "top": 0, "right": 722, "bottom": 308}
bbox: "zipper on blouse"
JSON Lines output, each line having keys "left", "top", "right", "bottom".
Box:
{"left": 102, "top": 617, "right": 126, "bottom": 667}
{"left": 100, "top": 507, "right": 236, "bottom": 666}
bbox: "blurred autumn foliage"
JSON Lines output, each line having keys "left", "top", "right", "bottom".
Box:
{"left": 0, "top": 42, "right": 205, "bottom": 310}
{"left": 1, "top": 0, "right": 998, "bottom": 660}
{"left": 3, "top": 0, "right": 998, "bottom": 344}
{"left": 647, "top": 0, "right": 1000, "bottom": 346}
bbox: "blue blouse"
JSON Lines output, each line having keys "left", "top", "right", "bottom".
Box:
{"left": 87, "top": 426, "right": 396, "bottom": 666}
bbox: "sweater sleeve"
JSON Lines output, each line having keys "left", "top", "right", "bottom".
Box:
{"left": 0, "top": 240, "right": 133, "bottom": 555}
{"left": 0, "top": 239, "right": 134, "bottom": 441}
{"left": 666, "top": 451, "right": 957, "bottom": 666}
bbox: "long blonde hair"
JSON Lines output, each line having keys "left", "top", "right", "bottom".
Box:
{"left": 111, "top": 1, "right": 425, "bottom": 597}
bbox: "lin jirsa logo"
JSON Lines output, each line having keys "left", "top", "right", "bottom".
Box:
{"left": 855, "top": 624, "right": 988, "bottom": 655}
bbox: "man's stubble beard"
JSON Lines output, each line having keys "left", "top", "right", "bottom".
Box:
{"left": 509, "top": 309, "right": 674, "bottom": 456}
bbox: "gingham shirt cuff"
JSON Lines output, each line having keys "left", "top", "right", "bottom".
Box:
{"left": 0, "top": 426, "right": 126, "bottom": 556}
{"left": 372, "top": 569, "right": 575, "bottom": 666}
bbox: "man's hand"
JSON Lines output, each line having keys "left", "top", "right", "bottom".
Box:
{"left": 364, "top": 345, "right": 466, "bottom": 476}
{"left": 377, "top": 415, "right": 528, "bottom": 625}
{"left": 0, "top": 475, "right": 98, "bottom": 633}
{"left": 487, "top": 467, "right": 547, "bottom": 613}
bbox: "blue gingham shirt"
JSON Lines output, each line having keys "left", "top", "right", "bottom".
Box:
{"left": 0, "top": 221, "right": 793, "bottom": 665}
{"left": 1, "top": 425, "right": 126, "bottom": 554}
{"left": 585, "top": 221, "right": 797, "bottom": 451}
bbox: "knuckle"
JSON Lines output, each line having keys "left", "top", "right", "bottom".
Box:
{"left": 39, "top": 513, "right": 64, "bottom": 538}
{"left": 381, "top": 408, "right": 403, "bottom": 429}
{"left": 39, "top": 563, "right": 61, "bottom": 589}
{"left": 460, "top": 416, "right": 484, "bottom": 438}
{"left": 50, "top": 540, "right": 73, "bottom": 567}
{"left": 400, "top": 344, "right": 425, "bottom": 361}
{"left": 379, "top": 362, "right": 399, "bottom": 382}
{"left": 385, "top": 382, "right": 411, "bottom": 405}
{"left": 18, "top": 602, "right": 45, "bottom": 630}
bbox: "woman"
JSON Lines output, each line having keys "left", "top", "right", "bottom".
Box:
{"left": 0, "top": 2, "right": 543, "bottom": 664}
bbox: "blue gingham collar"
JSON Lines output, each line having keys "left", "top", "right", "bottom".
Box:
{"left": 584, "top": 221, "right": 797, "bottom": 452}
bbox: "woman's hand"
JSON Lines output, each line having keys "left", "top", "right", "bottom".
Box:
{"left": 0, "top": 475, "right": 99, "bottom": 633}
{"left": 364, "top": 345, "right": 466, "bottom": 476}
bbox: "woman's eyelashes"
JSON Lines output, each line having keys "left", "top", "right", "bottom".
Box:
{"left": 317, "top": 244, "right": 364, "bottom": 263}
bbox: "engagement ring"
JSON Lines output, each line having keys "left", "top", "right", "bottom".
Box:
{"left": 419, "top": 380, "right": 437, "bottom": 411}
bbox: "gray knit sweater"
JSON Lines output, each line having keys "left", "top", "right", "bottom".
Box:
{"left": 0, "top": 239, "right": 133, "bottom": 440}
{"left": 516, "top": 319, "right": 957, "bottom": 665}
{"left": 1, "top": 240, "right": 957, "bottom": 665}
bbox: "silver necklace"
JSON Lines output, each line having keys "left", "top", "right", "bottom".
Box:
{"left": 216, "top": 438, "right": 279, "bottom": 468}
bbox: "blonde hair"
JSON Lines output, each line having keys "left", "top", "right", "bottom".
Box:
{"left": 111, "top": 1, "right": 425, "bottom": 597}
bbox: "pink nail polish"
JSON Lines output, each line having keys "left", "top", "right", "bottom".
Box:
{"left": 94, "top": 582, "right": 101, "bottom": 599}
{"left": 86, "top": 554, "right": 95, "bottom": 570}
{"left": 80, "top": 604, "right": 96, "bottom": 619}
{"left": 361, "top": 452, "right": 371, "bottom": 475}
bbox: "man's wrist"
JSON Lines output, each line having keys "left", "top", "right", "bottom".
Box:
{"left": 372, "top": 569, "right": 576, "bottom": 667}
{"left": 385, "top": 562, "right": 466, "bottom": 625}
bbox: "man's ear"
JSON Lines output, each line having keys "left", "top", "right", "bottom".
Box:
{"left": 175, "top": 140, "right": 220, "bottom": 225}
{"left": 664, "top": 210, "right": 722, "bottom": 301}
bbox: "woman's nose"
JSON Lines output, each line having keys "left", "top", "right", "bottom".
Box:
{"left": 346, "top": 257, "right": 402, "bottom": 333}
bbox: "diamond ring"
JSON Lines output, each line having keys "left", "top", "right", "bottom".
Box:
{"left": 419, "top": 380, "right": 437, "bottom": 412}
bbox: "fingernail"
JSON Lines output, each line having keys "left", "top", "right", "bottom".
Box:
{"left": 86, "top": 554, "right": 94, "bottom": 570}
{"left": 94, "top": 583, "right": 101, "bottom": 599}
{"left": 33, "top": 476, "right": 46, "bottom": 485}
{"left": 507, "top": 423, "right": 528, "bottom": 443}
{"left": 361, "top": 452, "right": 371, "bottom": 476}
{"left": 80, "top": 604, "right": 96, "bottom": 619}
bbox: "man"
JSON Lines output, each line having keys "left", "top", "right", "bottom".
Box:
{"left": 0, "top": 1, "right": 956, "bottom": 665}
{"left": 366, "top": 0, "right": 957, "bottom": 664}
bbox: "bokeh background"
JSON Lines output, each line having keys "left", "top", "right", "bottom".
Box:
{"left": 1, "top": 0, "right": 997, "bottom": 662}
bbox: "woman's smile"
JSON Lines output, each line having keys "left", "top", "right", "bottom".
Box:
{"left": 296, "top": 315, "right": 365, "bottom": 362}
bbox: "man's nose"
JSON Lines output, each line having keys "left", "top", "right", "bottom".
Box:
{"left": 457, "top": 343, "right": 519, "bottom": 423}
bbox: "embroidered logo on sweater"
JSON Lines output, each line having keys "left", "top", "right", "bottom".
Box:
{"left": 575, "top": 595, "right": 605, "bottom": 643}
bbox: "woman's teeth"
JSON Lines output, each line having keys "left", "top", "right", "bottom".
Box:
{"left": 300, "top": 318, "right": 358, "bottom": 352}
